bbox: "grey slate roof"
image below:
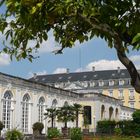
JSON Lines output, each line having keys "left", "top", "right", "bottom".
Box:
{"left": 29, "top": 69, "right": 131, "bottom": 84}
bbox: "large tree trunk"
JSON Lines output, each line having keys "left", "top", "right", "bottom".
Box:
{"left": 114, "top": 37, "right": 140, "bottom": 93}
{"left": 117, "top": 51, "right": 140, "bottom": 93}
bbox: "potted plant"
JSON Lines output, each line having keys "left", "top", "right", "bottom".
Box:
{"left": 32, "top": 122, "right": 44, "bottom": 136}
{"left": 5, "top": 129, "right": 23, "bottom": 140}
{"left": 44, "top": 108, "right": 57, "bottom": 128}
{"left": 47, "top": 128, "right": 60, "bottom": 140}
{"left": 0, "top": 121, "right": 4, "bottom": 136}
{"left": 70, "top": 127, "right": 82, "bottom": 140}
{"left": 83, "top": 115, "right": 89, "bottom": 135}
{"left": 57, "top": 104, "right": 76, "bottom": 137}
{"left": 73, "top": 103, "right": 83, "bottom": 128}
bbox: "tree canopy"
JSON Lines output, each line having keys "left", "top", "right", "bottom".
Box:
{"left": 0, "top": 0, "right": 140, "bottom": 92}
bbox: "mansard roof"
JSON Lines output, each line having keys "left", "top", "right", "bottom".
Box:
{"left": 30, "top": 69, "right": 131, "bottom": 83}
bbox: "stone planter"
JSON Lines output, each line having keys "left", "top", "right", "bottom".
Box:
{"left": 62, "top": 127, "right": 70, "bottom": 137}
{"left": 83, "top": 129, "right": 89, "bottom": 135}
{"left": 33, "top": 129, "right": 40, "bottom": 136}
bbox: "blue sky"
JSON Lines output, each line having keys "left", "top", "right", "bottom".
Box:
{"left": 0, "top": 5, "right": 139, "bottom": 78}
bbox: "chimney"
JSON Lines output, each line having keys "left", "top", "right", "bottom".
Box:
{"left": 117, "top": 67, "right": 121, "bottom": 74}
{"left": 33, "top": 73, "right": 37, "bottom": 79}
{"left": 66, "top": 68, "right": 69, "bottom": 74}
{"left": 92, "top": 66, "right": 95, "bottom": 72}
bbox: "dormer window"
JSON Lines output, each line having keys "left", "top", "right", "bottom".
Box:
{"left": 109, "top": 80, "right": 114, "bottom": 86}
{"left": 90, "top": 81, "right": 95, "bottom": 87}
{"left": 68, "top": 76, "right": 72, "bottom": 80}
{"left": 112, "top": 73, "right": 115, "bottom": 76}
{"left": 119, "top": 79, "right": 124, "bottom": 85}
{"left": 81, "top": 81, "right": 88, "bottom": 88}
{"left": 59, "top": 77, "right": 62, "bottom": 80}
{"left": 99, "top": 80, "right": 104, "bottom": 87}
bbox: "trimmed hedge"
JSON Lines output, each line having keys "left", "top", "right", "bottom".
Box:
{"left": 97, "top": 120, "right": 116, "bottom": 135}
{"left": 97, "top": 110, "right": 140, "bottom": 137}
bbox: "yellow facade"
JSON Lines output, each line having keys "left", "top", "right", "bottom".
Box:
{"left": 103, "top": 88, "right": 140, "bottom": 109}
{"left": 78, "top": 101, "right": 96, "bottom": 130}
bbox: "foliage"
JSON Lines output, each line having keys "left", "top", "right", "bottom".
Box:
{"left": 0, "top": 0, "right": 140, "bottom": 92}
{"left": 114, "top": 128, "right": 122, "bottom": 136}
{"left": 132, "top": 110, "right": 140, "bottom": 124}
{"left": 0, "top": 0, "right": 139, "bottom": 59}
{"left": 5, "top": 129, "right": 23, "bottom": 140}
{"left": 47, "top": 128, "right": 60, "bottom": 139}
{"left": 83, "top": 115, "right": 89, "bottom": 129}
{"left": 70, "top": 128, "right": 82, "bottom": 140}
{"left": 32, "top": 122, "right": 44, "bottom": 134}
{"left": 0, "top": 121, "right": 4, "bottom": 131}
{"left": 57, "top": 104, "right": 76, "bottom": 128}
{"left": 72, "top": 103, "right": 83, "bottom": 128}
{"left": 44, "top": 108, "right": 58, "bottom": 128}
{"left": 97, "top": 120, "right": 116, "bottom": 135}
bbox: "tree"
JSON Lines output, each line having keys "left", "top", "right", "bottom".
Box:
{"left": 132, "top": 110, "right": 140, "bottom": 124}
{"left": 44, "top": 108, "right": 57, "bottom": 128}
{"left": 73, "top": 103, "right": 83, "bottom": 128}
{"left": 57, "top": 104, "right": 75, "bottom": 128}
{"left": 0, "top": 0, "right": 140, "bottom": 92}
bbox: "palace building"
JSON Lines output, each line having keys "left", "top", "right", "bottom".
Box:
{"left": 30, "top": 67, "right": 140, "bottom": 109}
{"left": 0, "top": 70, "right": 136, "bottom": 134}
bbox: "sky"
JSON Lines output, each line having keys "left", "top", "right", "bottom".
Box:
{"left": 0, "top": 5, "right": 140, "bottom": 79}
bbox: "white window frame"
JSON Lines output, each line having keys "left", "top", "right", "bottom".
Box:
{"left": 129, "top": 102, "right": 134, "bottom": 108}
{"left": 109, "top": 80, "right": 114, "bottom": 86}
{"left": 108, "top": 89, "right": 113, "bottom": 97}
{"left": 38, "top": 97, "right": 45, "bottom": 122}
{"left": 99, "top": 80, "right": 104, "bottom": 87}
{"left": 119, "top": 89, "right": 123, "bottom": 97}
{"left": 2, "top": 91, "right": 13, "bottom": 130}
{"left": 129, "top": 89, "right": 134, "bottom": 97}
{"left": 22, "top": 94, "right": 30, "bottom": 133}
{"left": 119, "top": 79, "right": 124, "bottom": 86}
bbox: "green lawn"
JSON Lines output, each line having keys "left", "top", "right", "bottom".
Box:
{"left": 92, "top": 136, "right": 140, "bottom": 140}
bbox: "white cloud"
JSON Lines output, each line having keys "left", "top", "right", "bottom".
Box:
{"left": 53, "top": 68, "right": 67, "bottom": 74}
{"left": 85, "top": 59, "right": 125, "bottom": 71}
{"left": 0, "top": 53, "right": 10, "bottom": 66}
{"left": 27, "top": 31, "right": 60, "bottom": 55}
{"left": 129, "top": 55, "right": 140, "bottom": 69}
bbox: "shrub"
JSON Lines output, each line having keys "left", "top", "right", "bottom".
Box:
{"left": 97, "top": 120, "right": 116, "bottom": 135}
{"left": 47, "top": 128, "right": 60, "bottom": 139}
{"left": 114, "top": 128, "right": 122, "bottom": 136}
{"left": 0, "top": 121, "right": 4, "bottom": 131}
{"left": 70, "top": 128, "right": 82, "bottom": 140}
{"left": 132, "top": 110, "right": 140, "bottom": 124}
{"left": 5, "top": 129, "right": 23, "bottom": 140}
{"left": 32, "top": 122, "right": 44, "bottom": 134}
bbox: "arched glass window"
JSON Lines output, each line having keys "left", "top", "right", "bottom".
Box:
{"left": 22, "top": 94, "right": 30, "bottom": 133}
{"left": 101, "top": 105, "right": 105, "bottom": 120}
{"left": 38, "top": 97, "right": 45, "bottom": 122}
{"left": 109, "top": 107, "right": 114, "bottom": 120}
{"left": 64, "top": 101, "right": 68, "bottom": 106}
{"left": 2, "top": 90, "right": 13, "bottom": 129}
{"left": 52, "top": 99, "right": 57, "bottom": 108}
{"left": 115, "top": 108, "right": 119, "bottom": 120}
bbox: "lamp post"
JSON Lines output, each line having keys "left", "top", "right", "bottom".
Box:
{"left": 93, "top": 115, "right": 96, "bottom": 136}
{"left": 11, "top": 104, "right": 14, "bottom": 129}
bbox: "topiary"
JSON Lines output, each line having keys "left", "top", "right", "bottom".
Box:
{"left": 32, "top": 122, "right": 44, "bottom": 134}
